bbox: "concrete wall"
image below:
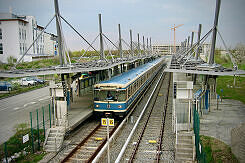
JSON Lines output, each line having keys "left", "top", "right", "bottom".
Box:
{"left": 231, "top": 123, "right": 245, "bottom": 162}
{"left": 44, "top": 32, "right": 56, "bottom": 56}
{"left": 0, "top": 21, "right": 19, "bottom": 63}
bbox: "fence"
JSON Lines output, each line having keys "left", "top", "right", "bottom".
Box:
{"left": 0, "top": 104, "right": 53, "bottom": 162}
{"left": 193, "top": 105, "right": 207, "bottom": 163}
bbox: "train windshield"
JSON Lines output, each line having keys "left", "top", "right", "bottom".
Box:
{"left": 94, "top": 90, "right": 126, "bottom": 102}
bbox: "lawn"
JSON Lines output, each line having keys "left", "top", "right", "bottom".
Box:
{"left": 201, "top": 135, "right": 239, "bottom": 163}
{"left": 216, "top": 75, "right": 245, "bottom": 104}
{"left": 214, "top": 50, "right": 245, "bottom": 104}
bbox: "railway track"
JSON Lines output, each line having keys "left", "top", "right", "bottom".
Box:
{"left": 48, "top": 65, "right": 167, "bottom": 163}
{"left": 112, "top": 72, "right": 174, "bottom": 163}
{"left": 128, "top": 72, "right": 171, "bottom": 162}
{"left": 60, "top": 121, "right": 119, "bottom": 162}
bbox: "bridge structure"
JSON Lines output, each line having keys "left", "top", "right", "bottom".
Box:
{"left": 0, "top": 1, "right": 157, "bottom": 79}
{"left": 165, "top": 0, "right": 245, "bottom": 77}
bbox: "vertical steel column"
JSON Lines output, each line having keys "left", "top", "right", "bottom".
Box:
{"left": 118, "top": 24, "right": 123, "bottom": 58}
{"left": 49, "top": 104, "right": 52, "bottom": 128}
{"left": 195, "top": 24, "right": 202, "bottom": 60}
{"left": 54, "top": 0, "right": 64, "bottom": 66}
{"left": 143, "top": 36, "right": 145, "bottom": 56}
{"left": 187, "top": 36, "right": 190, "bottom": 50}
{"left": 4, "top": 142, "right": 8, "bottom": 163}
{"left": 150, "top": 37, "right": 152, "bottom": 54}
{"left": 146, "top": 38, "right": 149, "bottom": 55}
{"left": 98, "top": 14, "right": 105, "bottom": 60}
{"left": 36, "top": 109, "right": 40, "bottom": 150}
{"left": 209, "top": 0, "right": 221, "bottom": 64}
{"left": 193, "top": 26, "right": 199, "bottom": 84}
{"left": 130, "top": 29, "right": 133, "bottom": 57}
{"left": 184, "top": 39, "right": 187, "bottom": 50}
{"left": 137, "top": 33, "right": 140, "bottom": 56}
{"left": 30, "top": 112, "right": 34, "bottom": 153}
{"left": 190, "top": 32, "right": 194, "bottom": 48}
{"left": 42, "top": 107, "right": 45, "bottom": 138}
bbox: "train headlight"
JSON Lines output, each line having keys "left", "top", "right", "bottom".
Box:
{"left": 118, "top": 105, "right": 122, "bottom": 108}
{"left": 96, "top": 105, "right": 100, "bottom": 108}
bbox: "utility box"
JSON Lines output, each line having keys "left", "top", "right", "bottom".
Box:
{"left": 50, "top": 83, "right": 67, "bottom": 127}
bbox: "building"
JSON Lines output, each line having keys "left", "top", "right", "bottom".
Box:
{"left": 152, "top": 43, "right": 211, "bottom": 58}
{"left": 0, "top": 13, "right": 57, "bottom": 63}
{"left": 152, "top": 44, "right": 181, "bottom": 55}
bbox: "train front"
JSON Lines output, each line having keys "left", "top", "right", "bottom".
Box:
{"left": 93, "top": 85, "right": 127, "bottom": 117}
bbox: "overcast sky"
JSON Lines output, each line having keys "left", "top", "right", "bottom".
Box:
{"left": 0, "top": 0, "right": 245, "bottom": 51}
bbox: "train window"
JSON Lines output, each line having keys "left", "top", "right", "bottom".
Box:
{"left": 134, "top": 82, "right": 136, "bottom": 91}
{"left": 117, "top": 90, "right": 126, "bottom": 101}
{"left": 94, "top": 90, "right": 117, "bottom": 101}
{"left": 128, "top": 87, "right": 131, "bottom": 97}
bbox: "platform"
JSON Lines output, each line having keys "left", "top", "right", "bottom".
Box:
{"left": 67, "top": 91, "right": 93, "bottom": 131}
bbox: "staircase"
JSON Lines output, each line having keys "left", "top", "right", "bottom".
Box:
{"left": 175, "top": 131, "right": 195, "bottom": 162}
{"left": 43, "top": 126, "right": 65, "bottom": 152}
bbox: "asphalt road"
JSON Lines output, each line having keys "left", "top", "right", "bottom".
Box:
{"left": 0, "top": 86, "right": 51, "bottom": 144}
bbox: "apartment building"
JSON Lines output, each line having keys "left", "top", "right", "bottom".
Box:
{"left": 152, "top": 44, "right": 181, "bottom": 55}
{"left": 0, "top": 13, "right": 57, "bottom": 63}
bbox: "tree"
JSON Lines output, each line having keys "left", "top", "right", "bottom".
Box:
{"left": 233, "top": 43, "right": 245, "bottom": 65}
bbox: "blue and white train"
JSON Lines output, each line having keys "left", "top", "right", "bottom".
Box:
{"left": 93, "top": 58, "right": 165, "bottom": 117}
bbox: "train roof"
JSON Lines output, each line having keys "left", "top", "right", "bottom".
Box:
{"left": 96, "top": 58, "right": 163, "bottom": 87}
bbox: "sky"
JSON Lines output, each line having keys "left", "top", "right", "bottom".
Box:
{"left": 0, "top": 0, "right": 245, "bottom": 51}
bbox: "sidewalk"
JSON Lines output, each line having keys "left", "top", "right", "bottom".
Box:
{"left": 200, "top": 98, "right": 245, "bottom": 146}
{"left": 67, "top": 92, "right": 93, "bottom": 131}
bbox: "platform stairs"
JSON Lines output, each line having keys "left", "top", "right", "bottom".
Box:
{"left": 43, "top": 118, "right": 67, "bottom": 152}
{"left": 175, "top": 131, "right": 196, "bottom": 163}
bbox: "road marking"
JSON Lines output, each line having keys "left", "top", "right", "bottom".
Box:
{"left": 38, "top": 96, "right": 50, "bottom": 101}
{"left": 23, "top": 102, "right": 36, "bottom": 108}
{"left": 13, "top": 107, "right": 20, "bottom": 110}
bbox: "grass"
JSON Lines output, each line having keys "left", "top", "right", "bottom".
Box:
{"left": 214, "top": 50, "right": 245, "bottom": 104}
{"left": 16, "top": 57, "right": 60, "bottom": 69}
{"left": 216, "top": 75, "right": 245, "bottom": 104}
{"left": 0, "top": 51, "right": 120, "bottom": 70}
{"left": 0, "top": 123, "right": 45, "bottom": 162}
{"left": 200, "top": 135, "right": 239, "bottom": 163}
{"left": 15, "top": 151, "right": 46, "bottom": 163}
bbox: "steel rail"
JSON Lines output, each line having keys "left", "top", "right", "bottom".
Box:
{"left": 87, "top": 122, "right": 120, "bottom": 162}
{"left": 128, "top": 72, "right": 166, "bottom": 162}
{"left": 61, "top": 123, "right": 101, "bottom": 163}
{"left": 61, "top": 121, "right": 119, "bottom": 163}
{"left": 115, "top": 68, "right": 165, "bottom": 163}
{"left": 156, "top": 72, "right": 171, "bottom": 162}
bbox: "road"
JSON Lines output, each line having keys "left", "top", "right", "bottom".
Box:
{"left": 0, "top": 86, "right": 50, "bottom": 144}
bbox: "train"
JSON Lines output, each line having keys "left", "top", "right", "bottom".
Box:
{"left": 93, "top": 57, "right": 165, "bottom": 117}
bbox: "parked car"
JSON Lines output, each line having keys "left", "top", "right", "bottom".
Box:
{"left": 20, "top": 78, "right": 37, "bottom": 86}
{"left": 79, "top": 73, "right": 89, "bottom": 80}
{"left": 29, "top": 76, "right": 45, "bottom": 84}
{"left": 0, "top": 81, "right": 12, "bottom": 91}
